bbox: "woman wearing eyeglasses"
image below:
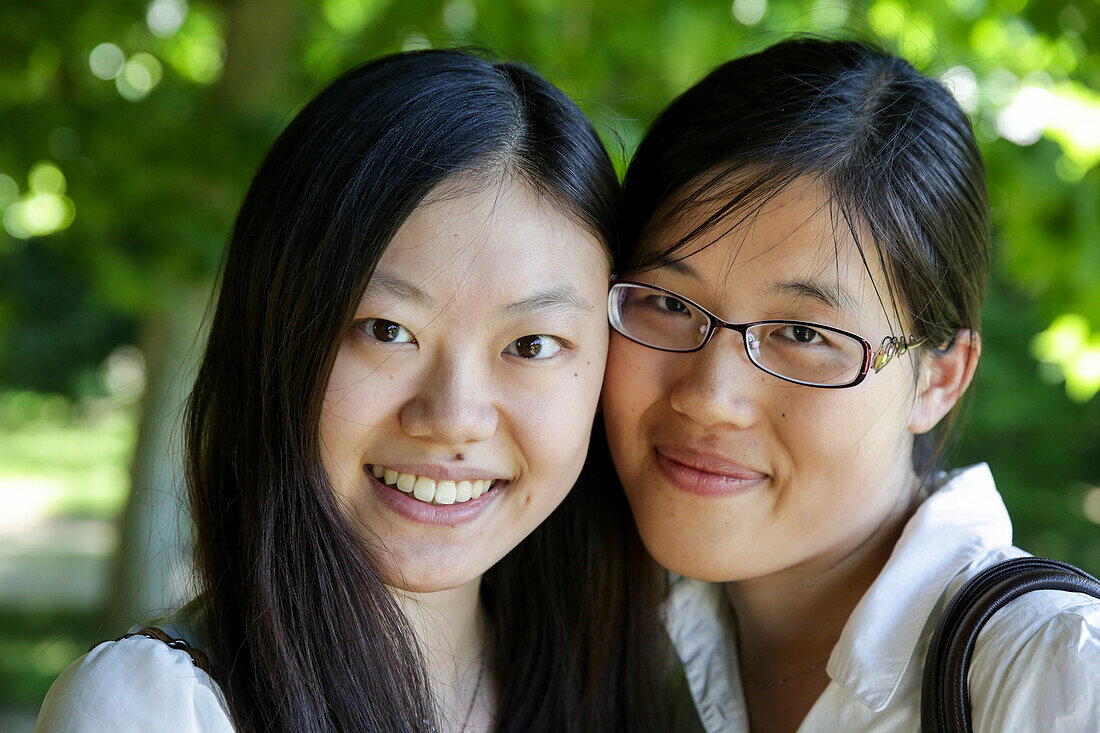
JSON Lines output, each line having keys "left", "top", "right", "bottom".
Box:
{"left": 601, "top": 38, "right": 1100, "bottom": 732}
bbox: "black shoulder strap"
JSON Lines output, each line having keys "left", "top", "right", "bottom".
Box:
{"left": 921, "top": 556, "right": 1100, "bottom": 733}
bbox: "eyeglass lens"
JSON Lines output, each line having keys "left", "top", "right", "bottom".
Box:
{"left": 610, "top": 283, "right": 866, "bottom": 386}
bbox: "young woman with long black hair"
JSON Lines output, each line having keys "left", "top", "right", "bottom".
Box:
{"left": 602, "top": 38, "right": 1100, "bottom": 732}
{"left": 37, "top": 49, "right": 665, "bottom": 733}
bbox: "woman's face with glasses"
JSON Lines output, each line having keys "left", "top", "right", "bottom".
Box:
{"left": 602, "top": 177, "right": 942, "bottom": 583}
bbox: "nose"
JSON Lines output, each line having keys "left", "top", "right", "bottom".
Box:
{"left": 399, "top": 353, "right": 499, "bottom": 445}
{"left": 668, "top": 329, "right": 761, "bottom": 428}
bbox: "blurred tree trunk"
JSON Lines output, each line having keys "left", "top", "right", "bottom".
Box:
{"left": 107, "top": 0, "right": 299, "bottom": 633}
{"left": 106, "top": 293, "right": 207, "bottom": 630}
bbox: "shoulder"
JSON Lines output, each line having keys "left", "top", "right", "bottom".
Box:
{"left": 35, "top": 633, "right": 233, "bottom": 733}
{"left": 967, "top": 570, "right": 1100, "bottom": 733}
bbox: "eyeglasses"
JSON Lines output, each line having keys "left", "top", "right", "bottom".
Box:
{"left": 608, "top": 280, "right": 925, "bottom": 388}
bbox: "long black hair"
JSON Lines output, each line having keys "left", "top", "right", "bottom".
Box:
{"left": 186, "top": 49, "right": 665, "bottom": 732}
{"left": 621, "top": 37, "right": 990, "bottom": 479}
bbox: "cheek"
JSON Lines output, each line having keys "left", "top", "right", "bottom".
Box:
{"left": 508, "top": 351, "right": 607, "bottom": 491}
{"left": 773, "top": 382, "right": 915, "bottom": 507}
{"left": 319, "top": 347, "right": 407, "bottom": 462}
{"left": 601, "top": 337, "right": 668, "bottom": 449}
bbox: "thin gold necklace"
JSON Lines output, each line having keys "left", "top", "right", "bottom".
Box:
{"left": 745, "top": 654, "right": 830, "bottom": 691}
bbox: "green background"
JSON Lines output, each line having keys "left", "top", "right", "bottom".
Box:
{"left": 2, "top": 0, "right": 1098, "bottom": 722}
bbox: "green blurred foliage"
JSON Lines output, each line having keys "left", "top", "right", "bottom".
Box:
{"left": 1, "top": 1, "right": 1099, "bottom": 710}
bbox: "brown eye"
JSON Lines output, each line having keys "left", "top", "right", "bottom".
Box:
{"left": 776, "top": 324, "right": 824, "bottom": 345}
{"left": 791, "top": 326, "right": 820, "bottom": 343}
{"left": 358, "top": 318, "right": 415, "bottom": 344}
{"left": 504, "top": 334, "right": 564, "bottom": 360}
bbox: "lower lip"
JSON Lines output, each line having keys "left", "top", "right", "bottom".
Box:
{"left": 655, "top": 450, "right": 767, "bottom": 498}
{"left": 368, "top": 471, "right": 504, "bottom": 527}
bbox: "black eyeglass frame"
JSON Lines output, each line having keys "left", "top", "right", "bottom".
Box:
{"left": 608, "top": 279, "right": 925, "bottom": 389}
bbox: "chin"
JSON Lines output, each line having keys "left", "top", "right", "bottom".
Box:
{"left": 390, "top": 577, "right": 475, "bottom": 594}
{"left": 631, "top": 512, "right": 748, "bottom": 583}
{"left": 645, "top": 543, "right": 736, "bottom": 583}
{"left": 380, "top": 548, "right": 492, "bottom": 593}
{"left": 384, "top": 567, "right": 485, "bottom": 594}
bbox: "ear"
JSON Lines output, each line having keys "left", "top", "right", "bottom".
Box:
{"left": 908, "top": 329, "right": 980, "bottom": 435}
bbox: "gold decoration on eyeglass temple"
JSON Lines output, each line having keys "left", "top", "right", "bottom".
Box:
{"left": 871, "top": 335, "right": 926, "bottom": 373}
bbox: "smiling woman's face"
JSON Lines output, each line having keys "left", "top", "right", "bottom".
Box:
{"left": 319, "top": 177, "right": 610, "bottom": 593}
{"left": 602, "top": 178, "right": 933, "bottom": 583}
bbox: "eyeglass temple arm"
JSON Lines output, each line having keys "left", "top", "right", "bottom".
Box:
{"left": 871, "top": 335, "right": 927, "bottom": 373}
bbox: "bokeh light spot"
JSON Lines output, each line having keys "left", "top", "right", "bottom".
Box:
{"left": 442, "top": 0, "right": 477, "bottom": 36}
{"left": 102, "top": 346, "right": 147, "bottom": 403}
{"left": 3, "top": 192, "right": 76, "bottom": 239}
{"left": 88, "top": 43, "right": 125, "bottom": 80}
{"left": 1082, "top": 487, "right": 1100, "bottom": 525}
{"left": 1055, "top": 155, "right": 1087, "bottom": 182}
{"left": 28, "top": 162, "right": 66, "bottom": 195}
{"left": 941, "top": 65, "right": 979, "bottom": 112}
{"left": 323, "top": 0, "right": 387, "bottom": 34}
{"left": 947, "top": 0, "right": 986, "bottom": 19}
{"left": 116, "top": 53, "right": 163, "bottom": 101}
{"left": 811, "top": 1, "right": 848, "bottom": 29}
{"left": 1059, "top": 5, "right": 1088, "bottom": 34}
{"left": 996, "top": 85, "right": 1049, "bottom": 145}
{"left": 1032, "top": 314, "right": 1100, "bottom": 402}
{"left": 167, "top": 27, "right": 226, "bottom": 85}
{"left": 147, "top": 0, "right": 189, "bottom": 38}
{"left": 401, "top": 31, "right": 432, "bottom": 51}
{"left": 0, "top": 175, "right": 18, "bottom": 208}
{"left": 731, "top": 0, "right": 767, "bottom": 25}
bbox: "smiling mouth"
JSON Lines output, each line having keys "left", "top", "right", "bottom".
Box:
{"left": 367, "top": 464, "right": 500, "bottom": 506}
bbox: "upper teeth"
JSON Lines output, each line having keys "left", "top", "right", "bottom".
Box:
{"left": 369, "top": 465, "right": 494, "bottom": 505}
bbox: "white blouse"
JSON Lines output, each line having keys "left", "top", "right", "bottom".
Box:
{"left": 35, "top": 631, "right": 232, "bottom": 732}
{"left": 665, "top": 463, "right": 1100, "bottom": 732}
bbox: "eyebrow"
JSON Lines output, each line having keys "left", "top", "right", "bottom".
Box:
{"left": 640, "top": 257, "right": 702, "bottom": 280}
{"left": 365, "top": 272, "right": 436, "bottom": 307}
{"left": 767, "top": 279, "right": 859, "bottom": 315}
{"left": 366, "top": 274, "right": 592, "bottom": 316}
{"left": 502, "top": 284, "right": 593, "bottom": 317}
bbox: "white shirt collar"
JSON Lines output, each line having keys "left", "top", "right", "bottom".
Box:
{"left": 829, "top": 462, "right": 1010, "bottom": 710}
{"left": 665, "top": 463, "right": 1011, "bottom": 725}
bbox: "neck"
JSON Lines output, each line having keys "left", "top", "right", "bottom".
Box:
{"left": 394, "top": 577, "right": 488, "bottom": 729}
{"left": 395, "top": 577, "right": 486, "bottom": 687}
{"left": 726, "top": 476, "right": 924, "bottom": 682}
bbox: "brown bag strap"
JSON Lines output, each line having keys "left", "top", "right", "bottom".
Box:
{"left": 91, "top": 626, "right": 213, "bottom": 675}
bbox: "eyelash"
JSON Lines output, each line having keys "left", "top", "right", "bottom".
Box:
{"left": 353, "top": 319, "right": 572, "bottom": 361}
{"left": 354, "top": 318, "right": 416, "bottom": 345}
{"left": 503, "top": 334, "right": 573, "bottom": 361}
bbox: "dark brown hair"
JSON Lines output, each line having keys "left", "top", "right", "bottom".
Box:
{"left": 186, "top": 49, "right": 665, "bottom": 732}
{"left": 621, "top": 37, "right": 990, "bottom": 477}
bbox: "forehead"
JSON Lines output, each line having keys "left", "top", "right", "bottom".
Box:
{"left": 375, "top": 177, "right": 608, "bottom": 302}
{"left": 640, "top": 177, "right": 894, "bottom": 320}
